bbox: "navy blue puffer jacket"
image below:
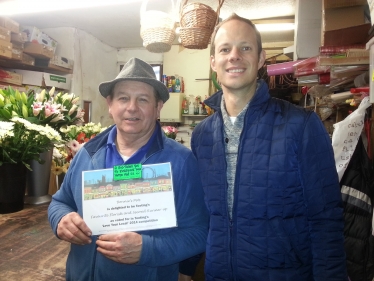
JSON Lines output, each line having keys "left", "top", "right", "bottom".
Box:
{"left": 191, "top": 80, "right": 347, "bottom": 281}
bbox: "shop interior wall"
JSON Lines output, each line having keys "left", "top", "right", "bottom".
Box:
{"left": 42, "top": 27, "right": 118, "bottom": 127}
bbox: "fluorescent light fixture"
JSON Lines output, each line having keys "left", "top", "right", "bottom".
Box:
{"left": 0, "top": 0, "right": 140, "bottom": 16}
{"left": 256, "top": 23, "right": 295, "bottom": 32}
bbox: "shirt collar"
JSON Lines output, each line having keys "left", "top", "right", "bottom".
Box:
{"left": 105, "top": 124, "right": 159, "bottom": 168}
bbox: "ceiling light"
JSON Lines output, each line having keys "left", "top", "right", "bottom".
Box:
{"left": 0, "top": 0, "right": 141, "bottom": 16}
{"left": 255, "top": 23, "right": 295, "bottom": 32}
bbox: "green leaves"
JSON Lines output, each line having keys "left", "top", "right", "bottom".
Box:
{"left": 0, "top": 108, "right": 11, "bottom": 119}
{"left": 0, "top": 86, "right": 33, "bottom": 121}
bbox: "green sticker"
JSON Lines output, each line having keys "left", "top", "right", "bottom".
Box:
{"left": 113, "top": 164, "right": 142, "bottom": 181}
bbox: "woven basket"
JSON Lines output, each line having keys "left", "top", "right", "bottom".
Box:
{"left": 140, "top": 0, "right": 176, "bottom": 53}
{"left": 180, "top": 2, "right": 218, "bottom": 29}
{"left": 179, "top": 0, "right": 224, "bottom": 49}
{"left": 141, "top": 27, "right": 176, "bottom": 53}
{"left": 179, "top": 27, "right": 213, "bottom": 49}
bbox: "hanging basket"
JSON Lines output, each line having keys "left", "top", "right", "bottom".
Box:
{"left": 179, "top": 0, "right": 224, "bottom": 49}
{"left": 180, "top": 2, "right": 218, "bottom": 30}
{"left": 140, "top": 0, "right": 176, "bottom": 53}
{"left": 141, "top": 27, "right": 176, "bottom": 53}
{"left": 179, "top": 27, "right": 213, "bottom": 49}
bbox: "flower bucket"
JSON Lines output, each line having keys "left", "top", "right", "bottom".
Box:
{"left": 0, "top": 163, "right": 27, "bottom": 214}
{"left": 24, "top": 149, "right": 53, "bottom": 205}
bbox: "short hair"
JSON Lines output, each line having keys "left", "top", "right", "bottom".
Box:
{"left": 210, "top": 13, "right": 263, "bottom": 56}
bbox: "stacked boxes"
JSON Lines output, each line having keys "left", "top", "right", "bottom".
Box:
{"left": 10, "top": 69, "right": 71, "bottom": 90}
{"left": 0, "top": 17, "right": 14, "bottom": 59}
{"left": 0, "top": 16, "right": 74, "bottom": 90}
{"left": 21, "top": 26, "right": 58, "bottom": 53}
{"left": 322, "top": 0, "right": 370, "bottom": 46}
{"left": 0, "top": 17, "right": 19, "bottom": 33}
{"left": 0, "top": 69, "right": 23, "bottom": 86}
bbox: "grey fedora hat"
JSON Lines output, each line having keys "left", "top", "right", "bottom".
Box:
{"left": 99, "top": 57, "right": 169, "bottom": 103}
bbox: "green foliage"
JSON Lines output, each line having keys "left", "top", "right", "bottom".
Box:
{"left": 0, "top": 118, "right": 62, "bottom": 170}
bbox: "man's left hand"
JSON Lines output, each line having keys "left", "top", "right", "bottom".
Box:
{"left": 96, "top": 232, "right": 142, "bottom": 264}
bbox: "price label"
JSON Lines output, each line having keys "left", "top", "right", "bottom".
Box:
{"left": 113, "top": 164, "right": 142, "bottom": 181}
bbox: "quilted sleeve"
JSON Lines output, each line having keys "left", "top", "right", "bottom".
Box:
{"left": 299, "top": 112, "right": 347, "bottom": 281}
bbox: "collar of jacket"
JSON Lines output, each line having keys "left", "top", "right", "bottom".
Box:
{"left": 83, "top": 121, "right": 165, "bottom": 160}
{"left": 205, "top": 79, "right": 270, "bottom": 112}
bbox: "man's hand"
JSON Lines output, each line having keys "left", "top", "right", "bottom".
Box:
{"left": 96, "top": 232, "right": 142, "bottom": 264}
{"left": 57, "top": 212, "right": 92, "bottom": 245}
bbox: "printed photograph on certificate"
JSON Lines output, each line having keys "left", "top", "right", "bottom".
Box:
{"left": 82, "top": 162, "right": 177, "bottom": 235}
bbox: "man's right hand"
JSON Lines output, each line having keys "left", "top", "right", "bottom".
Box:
{"left": 57, "top": 212, "right": 92, "bottom": 245}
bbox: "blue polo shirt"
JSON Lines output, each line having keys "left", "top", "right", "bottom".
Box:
{"left": 105, "top": 124, "right": 158, "bottom": 168}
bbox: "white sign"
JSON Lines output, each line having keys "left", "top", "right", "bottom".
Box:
{"left": 82, "top": 163, "right": 177, "bottom": 235}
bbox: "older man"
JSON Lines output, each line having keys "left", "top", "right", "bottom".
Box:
{"left": 48, "top": 57, "right": 209, "bottom": 281}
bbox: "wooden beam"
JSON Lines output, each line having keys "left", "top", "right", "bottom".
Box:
{"left": 252, "top": 19, "right": 294, "bottom": 24}
{"left": 319, "top": 57, "right": 369, "bottom": 66}
{"left": 262, "top": 41, "right": 294, "bottom": 49}
{"left": 265, "top": 54, "right": 292, "bottom": 61}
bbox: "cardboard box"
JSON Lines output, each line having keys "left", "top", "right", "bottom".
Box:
{"left": 323, "top": 0, "right": 368, "bottom": 9}
{"left": 0, "top": 39, "right": 12, "bottom": 59}
{"left": 0, "top": 83, "right": 27, "bottom": 93}
{"left": 0, "top": 26, "right": 11, "bottom": 42}
{"left": 0, "top": 69, "right": 22, "bottom": 86}
{"left": 323, "top": 5, "right": 367, "bottom": 32}
{"left": 11, "top": 47, "right": 22, "bottom": 61}
{"left": 11, "top": 41, "right": 24, "bottom": 50}
{"left": 50, "top": 55, "right": 74, "bottom": 69}
{"left": 0, "top": 16, "right": 19, "bottom": 33}
{"left": 11, "top": 32, "right": 27, "bottom": 44}
{"left": 23, "top": 42, "right": 54, "bottom": 59}
{"left": 323, "top": 23, "right": 371, "bottom": 46}
{"left": 24, "top": 84, "right": 43, "bottom": 94}
{"left": 21, "top": 53, "right": 35, "bottom": 66}
{"left": 11, "top": 69, "right": 71, "bottom": 90}
{"left": 21, "top": 26, "right": 57, "bottom": 53}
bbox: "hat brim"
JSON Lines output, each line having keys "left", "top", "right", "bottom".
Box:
{"left": 99, "top": 77, "right": 170, "bottom": 103}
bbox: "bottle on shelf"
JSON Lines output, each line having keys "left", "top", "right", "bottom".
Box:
{"left": 171, "top": 76, "right": 176, "bottom": 92}
{"left": 182, "top": 95, "right": 189, "bottom": 114}
{"left": 167, "top": 76, "right": 173, "bottom": 92}
{"left": 175, "top": 76, "right": 181, "bottom": 93}
{"left": 163, "top": 74, "right": 167, "bottom": 87}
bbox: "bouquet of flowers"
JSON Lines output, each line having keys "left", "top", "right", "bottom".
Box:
{"left": 30, "top": 87, "right": 85, "bottom": 131}
{"left": 162, "top": 126, "right": 178, "bottom": 139}
{"left": 51, "top": 122, "right": 107, "bottom": 175}
{"left": 0, "top": 86, "right": 84, "bottom": 132}
{"left": 0, "top": 117, "right": 62, "bottom": 170}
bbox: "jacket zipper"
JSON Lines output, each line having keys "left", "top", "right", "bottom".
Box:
{"left": 230, "top": 109, "right": 249, "bottom": 281}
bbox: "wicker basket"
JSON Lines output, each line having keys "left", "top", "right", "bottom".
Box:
{"left": 180, "top": 2, "right": 218, "bottom": 29}
{"left": 179, "top": 0, "right": 224, "bottom": 49}
{"left": 179, "top": 27, "right": 213, "bottom": 49}
{"left": 141, "top": 27, "right": 176, "bottom": 53}
{"left": 140, "top": 0, "right": 176, "bottom": 53}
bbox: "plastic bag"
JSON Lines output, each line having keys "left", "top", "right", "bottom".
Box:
{"left": 332, "top": 96, "right": 371, "bottom": 181}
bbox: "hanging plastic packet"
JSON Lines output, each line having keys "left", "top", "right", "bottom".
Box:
{"left": 332, "top": 96, "right": 371, "bottom": 181}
